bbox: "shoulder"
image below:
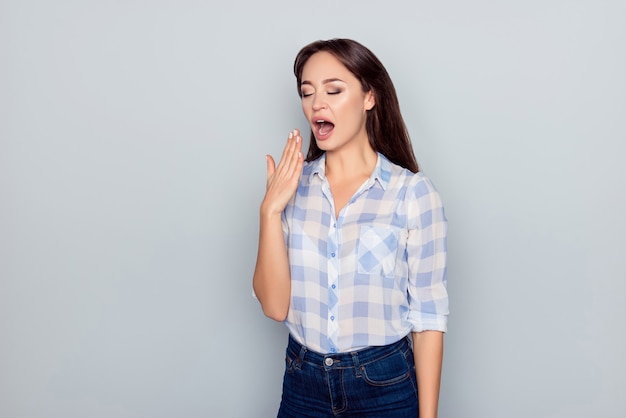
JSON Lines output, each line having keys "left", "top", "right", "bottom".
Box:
{"left": 383, "top": 157, "right": 439, "bottom": 195}
{"left": 381, "top": 159, "right": 445, "bottom": 224}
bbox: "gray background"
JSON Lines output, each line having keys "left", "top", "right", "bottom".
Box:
{"left": 1, "top": 1, "right": 625, "bottom": 417}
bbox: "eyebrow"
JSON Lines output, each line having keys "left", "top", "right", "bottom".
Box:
{"left": 300, "top": 78, "right": 345, "bottom": 86}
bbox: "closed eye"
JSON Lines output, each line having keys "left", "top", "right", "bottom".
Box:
{"left": 301, "top": 90, "right": 341, "bottom": 97}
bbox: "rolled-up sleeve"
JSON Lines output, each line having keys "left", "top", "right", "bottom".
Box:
{"left": 406, "top": 175, "right": 449, "bottom": 332}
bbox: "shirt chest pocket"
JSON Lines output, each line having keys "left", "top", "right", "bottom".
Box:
{"left": 357, "top": 226, "right": 400, "bottom": 278}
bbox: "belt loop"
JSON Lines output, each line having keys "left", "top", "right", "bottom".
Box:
{"left": 295, "top": 344, "right": 307, "bottom": 370}
{"left": 351, "top": 351, "right": 362, "bottom": 377}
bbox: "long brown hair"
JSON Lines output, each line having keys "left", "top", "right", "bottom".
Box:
{"left": 293, "top": 38, "right": 419, "bottom": 173}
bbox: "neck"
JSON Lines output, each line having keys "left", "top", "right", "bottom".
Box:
{"left": 325, "top": 143, "right": 378, "bottom": 180}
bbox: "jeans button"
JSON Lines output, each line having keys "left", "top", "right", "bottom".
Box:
{"left": 324, "top": 357, "right": 333, "bottom": 366}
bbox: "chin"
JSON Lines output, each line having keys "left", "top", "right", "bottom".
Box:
{"left": 314, "top": 139, "right": 333, "bottom": 152}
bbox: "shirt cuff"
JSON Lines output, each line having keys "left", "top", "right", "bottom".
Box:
{"left": 408, "top": 311, "right": 448, "bottom": 333}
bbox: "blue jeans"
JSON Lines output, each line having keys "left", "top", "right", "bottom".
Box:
{"left": 277, "top": 334, "right": 418, "bottom": 417}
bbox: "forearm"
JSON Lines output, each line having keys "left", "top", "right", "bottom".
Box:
{"left": 252, "top": 210, "right": 291, "bottom": 321}
{"left": 412, "top": 330, "right": 443, "bottom": 418}
{"left": 253, "top": 129, "right": 303, "bottom": 321}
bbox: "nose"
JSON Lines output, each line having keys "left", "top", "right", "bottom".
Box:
{"left": 311, "top": 94, "right": 327, "bottom": 111}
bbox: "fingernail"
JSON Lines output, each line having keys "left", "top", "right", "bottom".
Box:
{"left": 289, "top": 132, "right": 293, "bottom": 139}
{"left": 296, "top": 135, "right": 301, "bottom": 143}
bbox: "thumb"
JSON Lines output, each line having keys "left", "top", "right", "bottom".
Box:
{"left": 266, "top": 155, "right": 276, "bottom": 178}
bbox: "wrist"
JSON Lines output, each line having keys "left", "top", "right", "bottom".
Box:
{"left": 259, "top": 202, "right": 283, "bottom": 219}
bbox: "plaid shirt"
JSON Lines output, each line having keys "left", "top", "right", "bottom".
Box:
{"left": 282, "top": 153, "right": 448, "bottom": 354}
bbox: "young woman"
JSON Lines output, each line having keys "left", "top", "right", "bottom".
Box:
{"left": 253, "top": 38, "right": 448, "bottom": 418}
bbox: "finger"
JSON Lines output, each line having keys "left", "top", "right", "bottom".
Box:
{"left": 286, "top": 133, "right": 303, "bottom": 176}
{"left": 277, "top": 130, "right": 298, "bottom": 173}
{"left": 293, "top": 142, "right": 304, "bottom": 173}
{"left": 274, "top": 131, "right": 293, "bottom": 173}
{"left": 284, "top": 148, "right": 304, "bottom": 189}
{"left": 295, "top": 150, "right": 304, "bottom": 175}
{"left": 266, "top": 155, "right": 276, "bottom": 178}
{"left": 292, "top": 129, "right": 302, "bottom": 157}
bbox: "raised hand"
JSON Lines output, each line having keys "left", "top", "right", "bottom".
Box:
{"left": 262, "top": 129, "right": 305, "bottom": 216}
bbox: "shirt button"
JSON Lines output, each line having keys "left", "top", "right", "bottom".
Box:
{"left": 331, "top": 252, "right": 335, "bottom": 257}
{"left": 325, "top": 358, "right": 334, "bottom": 366}
{"left": 331, "top": 284, "right": 336, "bottom": 289}
{"left": 330, "top": 315, "right": 335, "bottom": 321}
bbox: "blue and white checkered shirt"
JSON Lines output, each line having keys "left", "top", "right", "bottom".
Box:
{"left": 282, "top": 153, "right": 448, "bottom": 354}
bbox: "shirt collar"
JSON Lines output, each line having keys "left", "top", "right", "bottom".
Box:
{"left": 307, "top": 152, "right": 392, "bottom": 191}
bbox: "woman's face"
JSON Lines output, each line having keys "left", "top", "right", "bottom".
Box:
{"left": 300, "top": 51, "right": 375, "bottom": 153}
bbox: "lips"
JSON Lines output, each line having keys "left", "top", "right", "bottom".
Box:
{"left": 314, "top": 119, "right": 335, "bottom": 140}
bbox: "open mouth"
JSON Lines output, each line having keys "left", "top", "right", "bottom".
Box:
{"left": 315, "top": 119, "right": 335, "bottom": 137}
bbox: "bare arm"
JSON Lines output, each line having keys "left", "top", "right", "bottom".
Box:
{"left": 252, "top": 130, "right": 304, "bottom": 321}
{"left": 412, "top": 330, "right": 443, "bottom": 418}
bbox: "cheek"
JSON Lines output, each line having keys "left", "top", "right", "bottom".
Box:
{"left": 344, "top": 98, "right": 367, "bottom": 119}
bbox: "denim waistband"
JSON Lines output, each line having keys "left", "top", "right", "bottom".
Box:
{"left": 286, "top": 334, "right": 412, "bottom": 370}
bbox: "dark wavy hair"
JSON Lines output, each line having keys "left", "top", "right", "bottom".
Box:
{"left": 293, "top": 38, "right": 419, "bottom": 173}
